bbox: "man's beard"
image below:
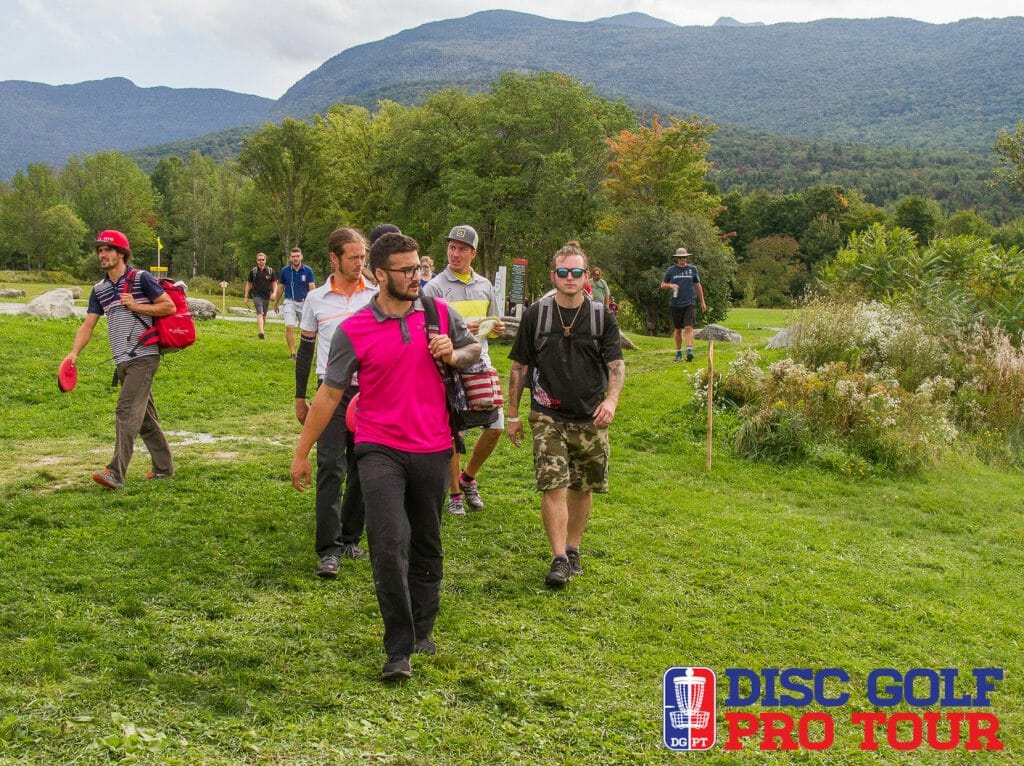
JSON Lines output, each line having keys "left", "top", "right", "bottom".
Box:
{"left": 385, "top": 273, "right": 418, "bottom": 302}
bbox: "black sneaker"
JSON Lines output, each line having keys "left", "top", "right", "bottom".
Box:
{"left": 381, "top": 654, "right": 412, "bottom": 682}
{"left": 545, "top": 556, "right": 572, "bottom": 588}
{"left": 413, "top": 638, "right": 436, "bottom": 656}
{"left": 566, "top": 549, "right": 583, "bottom": 576}
{"left": 315, "top": 554, "right": 341, "bottom": 578}
{"left": 340, "top": 543, "right": 367, "bottom": 560}
{"left": 686, "top": 348, "right": 694, "bottom": 362}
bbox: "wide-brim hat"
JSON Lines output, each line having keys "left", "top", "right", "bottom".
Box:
{"left": 674, "top": 247, "right": 690, "bottom": 259}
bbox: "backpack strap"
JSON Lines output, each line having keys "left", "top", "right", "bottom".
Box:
{"left": 534, "top": 295, "right": 558, "bottom": 350}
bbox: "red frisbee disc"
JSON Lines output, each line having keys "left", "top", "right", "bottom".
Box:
{"left": 57, "top": 358, "right": 77, "bottom": 393}
{"left": 345, "top": 392, "right": 360, "bottom": 431}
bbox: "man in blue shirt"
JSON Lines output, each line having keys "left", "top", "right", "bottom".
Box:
{"left": 274, "top": 246, "right": 316, "bottom": 359}
{"left": 660, "top": 247, "right": 706, "bottom": 362}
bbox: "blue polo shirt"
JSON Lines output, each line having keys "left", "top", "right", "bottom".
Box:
{"left": 279, "top": 264, "right": 316, "bottom": 301}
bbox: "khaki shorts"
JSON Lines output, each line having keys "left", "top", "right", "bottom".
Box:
{"left": 529, "top": 412, "right": 609, "bottom": 493}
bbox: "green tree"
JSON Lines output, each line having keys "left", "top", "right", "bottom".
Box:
{"left": 893, "top": 195, "right": 943, "bottom": 244}
{"left": 0, "top": 163, "right": 87, "bottom": 270}
{"left": 237, "top": 118, "right": 332, "bottom": 255}
{"left": 61, "top": 152, "right": 159, "bottom": 261}
{"left": 591, "top": 208, "right": 733, "bottom": 333}
{"left": 993, "top": 120, "right": 1024, "bottom": 197}
{"left": 736, "top": 236, "right": 802, "bottom": 307}
{"left": 153, "top": 152, "right": 245, "bottom": 278}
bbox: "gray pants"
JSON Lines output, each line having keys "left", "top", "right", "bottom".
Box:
{"left": 108, "top": 355, "right": 173, "bottom": 483}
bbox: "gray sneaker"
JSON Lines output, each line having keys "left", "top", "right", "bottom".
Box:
{"left": 459, "top": 476, "right": 484, "bottom": 510}
{"left": 545, "top": 556, "right": 572, "bottom": 588}
{"left": 447, "top": 495, "right": 466, "bottom": 516}
{"left": 340, "top": 543, "right": 367, "bottom": 560}
{"left": 566, "top": 549, "right": 583, "bottom": 576}
{"left": 413, "top": 638, "right": 436, "bottom": 655}
{"left": 315, "top": 554, "right": 341, "bottom": 578}
{"left": 381, "top": 654, "right": 412, "bottom": 682}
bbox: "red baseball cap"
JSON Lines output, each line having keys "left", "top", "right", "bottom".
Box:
{"left": 92, "top": 229, "right": 131, "bottom": 254}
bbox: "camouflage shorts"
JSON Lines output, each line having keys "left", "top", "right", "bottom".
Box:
{"left": 529, "top": 412, "right": 609, "bottom": 493}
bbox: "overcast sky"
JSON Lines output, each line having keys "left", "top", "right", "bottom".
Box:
{"left": 6, "top": 0, "right": 1021, "bottom": 99}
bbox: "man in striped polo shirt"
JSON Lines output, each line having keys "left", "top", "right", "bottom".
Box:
{"left": 63, "top": 230, "right": 176, "bottom": 489}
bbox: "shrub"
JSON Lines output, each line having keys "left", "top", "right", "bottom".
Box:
{"left": 790, "top": 298, "right": 948, "bottom": 390}
{"left": 952, "top": 324, "right": 1024, "bottom": 464}
{"left": 186, "top": 276, "right": 246, "bottom": 298}
{"left": 720, "top": 354, "right": 956, "bottom": 474}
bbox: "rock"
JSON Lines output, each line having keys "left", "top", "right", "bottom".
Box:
{"left": 229, "top": 307, "right": 256, "bottom": 316}
{"left": 695, "top": 323, "right": 742, "bottom": 342}
{"left": 766, "top": 324, "right": 799, "bottom": 349}
{"left": 23, "top": 288, "right": 75, "bottom": 318}
{"left": 69, "top": 286, "right": 83, "bottom": 299}
{"left": 0, "top": 288, "right": 26, "bottom": 298}
{"left": 186, "top": 297, "right": 218, "bottom": 320}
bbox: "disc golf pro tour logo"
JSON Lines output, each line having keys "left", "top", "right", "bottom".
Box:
{"left": 662, "top": 666, "right": 1004, "bottom": 753}
{"left": 663, "top": 667, "right": 716, "bottom": 751}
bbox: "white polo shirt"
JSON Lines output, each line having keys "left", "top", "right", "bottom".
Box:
{"left": 299, "top": 274, "right": 378, "bottom": 377}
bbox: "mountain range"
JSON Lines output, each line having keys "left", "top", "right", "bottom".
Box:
{"left": 2, "top": 11, "right": 1022, "bottom": 180}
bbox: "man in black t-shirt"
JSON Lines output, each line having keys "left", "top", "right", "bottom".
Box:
{"left": 507, "top": 242, "right": 625, "bottom": 588}
{"left": 244, "top": 252, "right": 277, "bottom": 339}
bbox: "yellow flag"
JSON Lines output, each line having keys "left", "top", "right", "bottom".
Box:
{"left": 157, "top": 236, "right": 163, "bottom": 251}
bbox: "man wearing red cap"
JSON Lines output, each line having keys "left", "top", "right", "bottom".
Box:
{"left": 63, "top": 230, "right": 176, "bottom": 489}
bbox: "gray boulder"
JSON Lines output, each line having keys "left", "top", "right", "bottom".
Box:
{"left": 0, "top": 288, "right": 26, "bottom": 298}
{"left": 766, "top": 324, "right": 799, "bottom": 349}
{"left": 186, "top": 298, "right": 218, "bottom": 320}
{"left": 695, "top": 323, "right": 742, "bottom": 342}
{"left": 69, "top": 286, "right": 83, "bottom": 299}
{"left": 229, "top": 306, "right": 256, "bottom": 316}
{"left": 23, "top": 288, "right": 74, "bottom": 318}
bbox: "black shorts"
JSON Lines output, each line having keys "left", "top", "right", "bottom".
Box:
{"left": 670, "top": 305, "right": 695, "bottom": 329}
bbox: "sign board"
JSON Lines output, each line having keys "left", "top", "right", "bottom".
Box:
{"left": 509, "top": 258, "right": 528, "bottom": 307}
{"left": 493, "top": 266, "right": 507, "bottom": 317}
{"left": 150, "top": 266, "right": 168, "bottom": 273}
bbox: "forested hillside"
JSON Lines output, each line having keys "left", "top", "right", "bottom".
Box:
{"left": 272, "top": 11, "right": 1024, "bottom": 152}
{"left": 125, "top": 120, "right": 1020, "bottom": 224}
{"left": 0, "top": 78, "right": 274, "bottom": 178}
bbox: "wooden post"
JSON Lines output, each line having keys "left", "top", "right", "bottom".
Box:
{"left": 219, "top": 281, "right": 228, "bottom": 315}
{"left": 706, "top": 339, "right": 714, "bottom": 472}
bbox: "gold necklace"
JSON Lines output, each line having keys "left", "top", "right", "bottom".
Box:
{"left": 556, "top": 301, "right": 585, "bottom": 336}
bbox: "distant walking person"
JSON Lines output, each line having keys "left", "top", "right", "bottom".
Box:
{"left": 244, "top": 252, "right": 277, "bottom": 339}
{"left": 422, "top": 224, "right": 506, "bottom": 515}
{"left": 660, "top": 247, "right": 706, "bottom": 362}
{"left": 291, "top": 232, "right": 481, "bottom": 681}
{"left": 295, "top": 227, "right": 377, "bottom": 578}
{"left": 274, "top": 247, "right": 315, "bottom": 359}
{"left": 590, "top": 266, "right": 611, "bottom": 308}
{"left": 63, "top": 230, "right": 176, "bottom": 489}
{"left": 507, "top": 242, "right": 625, "bottom": 588}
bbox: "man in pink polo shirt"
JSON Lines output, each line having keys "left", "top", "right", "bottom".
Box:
{"left": 291, "top": 232, "right": 480, "bottom": 682}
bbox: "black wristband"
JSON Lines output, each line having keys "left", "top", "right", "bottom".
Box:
{"left": 295, "top": 334, "right": 315, "bottom": 398}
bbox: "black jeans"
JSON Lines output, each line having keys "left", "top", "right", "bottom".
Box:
{"left": 315, "top": 386, "right": 365, "bottom": 556}
{"left": 355, "top": 443, "right": 451, "bottom": 658}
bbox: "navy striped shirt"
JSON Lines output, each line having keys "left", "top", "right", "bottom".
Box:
{"left": 87, "top": 269, "right": 165, "bottom": 364}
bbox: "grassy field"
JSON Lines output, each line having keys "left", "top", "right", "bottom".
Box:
{"left": 0, "top": 309, "right": 1020, "bottom": 764}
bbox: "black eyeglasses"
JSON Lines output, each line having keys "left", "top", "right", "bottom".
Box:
{"left": 554, "top": 267, "right": 587, "bottom": 278}
{"left": 382, "top": 265, "right": 422, "bottom": 279}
